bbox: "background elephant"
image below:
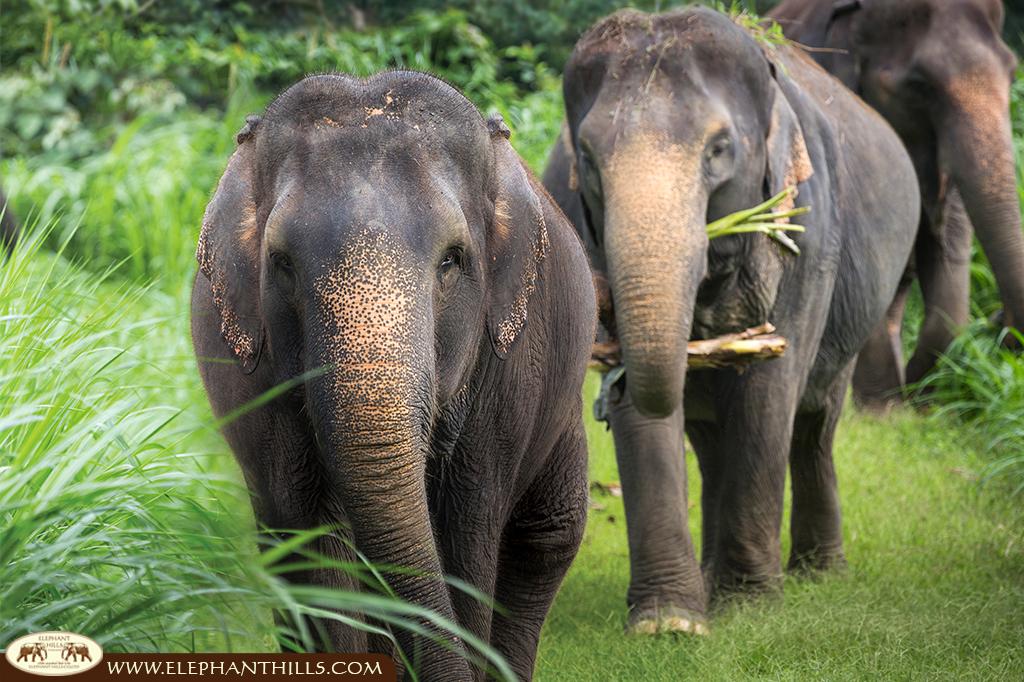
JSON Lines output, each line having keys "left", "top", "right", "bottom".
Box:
{"left": 191, "top": 71, "right": 595, "bottom": 680}
{"left": 543, "top": 7, "right": 919, "bottom": 632}
{"left": 770, "top": 0, "right": 1024, "bottom": 403}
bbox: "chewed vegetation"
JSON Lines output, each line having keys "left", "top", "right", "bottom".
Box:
{"left": 1, "top": 1, "right": 1023, "bottom": 678}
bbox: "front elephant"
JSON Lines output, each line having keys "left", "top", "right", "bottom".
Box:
{"left": 544, "top": 8, "right": 919, "bottom": 631}
{"left": 771, "top": 0, "right": 1024, "bottom": 401}
{"left": 192, "top": 72, "right": 595, "bottom": 681}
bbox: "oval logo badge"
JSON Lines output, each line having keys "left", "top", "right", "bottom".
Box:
{"left": 5, "top": 632, "right": 103, "bottom": 676}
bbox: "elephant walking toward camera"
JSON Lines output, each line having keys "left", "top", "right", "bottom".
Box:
{"left": 191, "top": 71, "right": 596, "bottom": 680}
{"left": 543, "top": 7, "right": 918, "bottom": 631}
{"left": 771, "top": 0, "right": 1024, "bottom": 404}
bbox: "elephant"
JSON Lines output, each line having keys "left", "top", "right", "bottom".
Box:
{"left": 191, "top": 71, "right": 596, "bottom": 680}
{"left": 62, "top": 644, "right": 90, "bottom": 662}
{"left": 770, "top": 0, "right": 1024, "bottom": 404}
{"left": 542, "top": 7, "right": 919, "bottom": 632}
{"left": 17, "top": 643, "right": 45, "bottom": 662}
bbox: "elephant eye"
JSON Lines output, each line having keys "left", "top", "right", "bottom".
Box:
{"left": 438, "top": 248, "right": 463, "bottom": 286}
{"left": 706, "top": 137, "right": 732, "bottom": 161}
{"left": 703, "top": 133, "right": 736, "bottom": 185}
{"left": 270, "top": 251, "right": 297, "bottom": 295}
{"left": 579, "top": 148, "right": 602, "bottom": 194}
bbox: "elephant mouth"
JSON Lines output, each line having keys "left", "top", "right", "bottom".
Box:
{"left": 692, "top": 253, "right": 783, "bottom": 340}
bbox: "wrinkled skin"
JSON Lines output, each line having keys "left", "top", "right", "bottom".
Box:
{"left": 771, "top": 0, "right": 1023, "bottom": 406}
{"left": 543, "top": 7, "right": 918, "bottom": 631}
{"left": 191, "top": 72, "right": 595, "bottom": 681}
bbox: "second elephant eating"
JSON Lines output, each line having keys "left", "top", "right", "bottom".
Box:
{"left": 544, "top": 7, "right": 920, "bottom": 633}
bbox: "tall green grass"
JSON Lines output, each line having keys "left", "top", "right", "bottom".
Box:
{"left": 2, "top": 96, "right": 253, "bottom": 287}
{"left": 0, "top": 227, "right": 265, "bottom": 650}
{"left": 915, "top": 322, "right": 1024, "bottom": 495}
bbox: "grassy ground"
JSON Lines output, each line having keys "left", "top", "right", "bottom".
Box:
{"left": 535, "top": 374, "right": 1024, "bottom": 680}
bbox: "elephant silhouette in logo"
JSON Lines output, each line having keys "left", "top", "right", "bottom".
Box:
{"left": 62, "top": 643, "right": 90, "bottom": 662}
{"left": 17, "top": 643, "right": 46, "bottom": 662}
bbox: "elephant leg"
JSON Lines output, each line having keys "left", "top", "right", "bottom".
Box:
{"left": 222, "top": 408, "right": 372, "bottom": 653}
{"left": 906, "top": 194, "right": 972, "bottom": 385}
{"left": 430, "top": 471, "right": 505, "bottom": 660}
{"left": 788, "top": 363, "right": 853, "bottom": 573}
{"left": 852, "top": 272, "right": 912, "bottom": 410}
{"left": 608, "top": 381, "right": 707, "bottom": 634}
{"left": 703, "top": 366, "right": 799, "bottom": 603}
{"left": 686, "top": 419, "right": 724, "bottom": 581}
{"left": 489, "top": 428, "right": 588, "bottom": 680}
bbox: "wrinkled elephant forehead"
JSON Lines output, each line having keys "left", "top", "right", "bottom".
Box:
{"left": 264, "top": 158, "right": 468, "bottom": 238}
{"left": 575, "top": 6, "right": 762, "bottom": 69}
{"left": 259, "top": 71, "right": 491, "bottom": 153}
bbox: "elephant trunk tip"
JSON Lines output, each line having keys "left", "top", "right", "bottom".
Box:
{"left": 626, "top": 372, "right": 683, "bottom": 419}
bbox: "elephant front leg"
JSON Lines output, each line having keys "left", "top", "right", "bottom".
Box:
{"left": 608, "top": 382, "right": 707, "bottom": 634}
{"left": 488, "top": 427, "right": 588, "bottom": 680}
{"left": 906, "top": 194, "right": 972, "bottom": 386}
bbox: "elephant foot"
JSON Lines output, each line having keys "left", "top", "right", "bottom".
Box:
{"left": 787, "top": 547, "right": 847, "bottom": 576}
{"left": 851, "top": 389, "right": 903, "bottom": 414}
{"left": 707, "top": 569, "right": 783, "bottom": 611}
{"left": 990, "top": 310, "right": 1023, "bottom": 349}
{"left": 626, "top": 603, "right": 709, "bottom": 637}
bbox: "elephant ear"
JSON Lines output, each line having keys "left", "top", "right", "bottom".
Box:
{"left": 195, "top": 117, "right": 264, "bottom": 373}
{"left": 485, "top": 114, "right": 550, "bottom": 360}
{"left": 765, "top": 72, "right": 814, "bottom": 215}
{"left": 823, "top": 0, "right": 862, "bottom": 88}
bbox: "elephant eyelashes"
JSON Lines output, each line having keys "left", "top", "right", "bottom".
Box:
{"left": 437, "top": 247, "right": 463, "bottom": 288}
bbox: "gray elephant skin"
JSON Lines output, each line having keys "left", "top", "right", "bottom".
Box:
{"left": 771, "top": 0, "right": 1024, "bottom": 403}
{"left": 543, "top": 7, "right": 919, "bottom": 631}
{"left": 191, "top": 71, "right": 596, "bottom": 681}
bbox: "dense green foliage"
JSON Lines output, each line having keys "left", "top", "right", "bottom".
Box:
{"left": 1, "top": 5, "right": 562, "bottom": 282}
{"left": 1, "top": 1, "right": 1023, "bottom": 676}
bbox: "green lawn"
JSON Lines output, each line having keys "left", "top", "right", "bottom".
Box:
{"left": 536, "top": 374, "right": 1024, "bottom": 680}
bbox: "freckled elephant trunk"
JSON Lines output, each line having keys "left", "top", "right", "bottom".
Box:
{"left": 944, "top": 85, "right": 1024, "bottom": 329}
{"left": 305, "top": 266, "right": 469, "bottom": 678}
{"left": 603, "top": 145, "right": 709, "bottom": 418}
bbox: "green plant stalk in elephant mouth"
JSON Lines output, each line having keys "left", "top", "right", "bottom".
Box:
{"left": 705, "top": 186, "right": 809, "bottom": 254}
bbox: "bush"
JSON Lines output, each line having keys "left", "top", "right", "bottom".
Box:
{"left": 1, "top": 7, "right": 563, "bottom": 284}
{"left": 0, "top": 5, "right": 559, "bottom": 159}
{"left": 914, "top": 321, "right": 1024, "bottom": 495}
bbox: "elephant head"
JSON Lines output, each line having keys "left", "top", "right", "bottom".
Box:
{"left": 195, "top": 72, "right": 550, "bottom": 671}
{"left": 562, "top": 7, "right": 812, "bottom": 417}
{"left": 810, "top": 0, "right": 1023, "bottom": 327}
